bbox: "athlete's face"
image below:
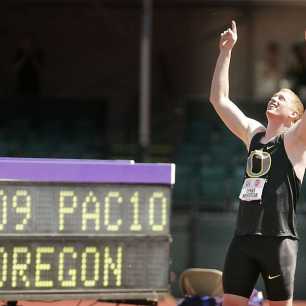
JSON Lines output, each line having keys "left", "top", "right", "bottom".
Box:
{"left": 266, "top": 90, "right": 298, "bottom": 123}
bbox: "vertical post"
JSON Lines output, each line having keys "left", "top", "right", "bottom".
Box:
{"left": 139, "top": 0, "right": 153, "bottom": 161}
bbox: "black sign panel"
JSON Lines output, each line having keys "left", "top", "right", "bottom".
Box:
{"left": 0, "top": 238, "right": 169, "bottom": 292}
{"left": 0, "top": 183, "right": 170, "bottom": 235}
{"left": 0, "top": 183, "right": 171, "bottom": 299}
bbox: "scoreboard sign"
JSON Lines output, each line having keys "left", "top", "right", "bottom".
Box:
{"left": 0, "top": 158, "right": 175, "bottom": 300}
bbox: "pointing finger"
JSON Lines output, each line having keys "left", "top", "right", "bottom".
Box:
{"left": 232, "top": 20, "right": 237, "bottom": 33}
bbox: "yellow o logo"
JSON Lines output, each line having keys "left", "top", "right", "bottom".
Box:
{"left": 246, "top": 150, "right": 271, "bottom": 178}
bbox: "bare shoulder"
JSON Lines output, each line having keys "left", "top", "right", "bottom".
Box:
{"left": 245, "top": 118, "right": 266, "bottom": 150}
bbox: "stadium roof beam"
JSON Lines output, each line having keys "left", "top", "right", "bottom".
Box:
{"left": 6, "top": 0, "right": 306, "bottom": 8}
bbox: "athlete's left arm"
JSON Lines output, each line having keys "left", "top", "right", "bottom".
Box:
{"left": 291, "top": 31, "right": 306, "bottom": 146}
{"left": 286, "top": 31, "right": 306, "bottom": 147}
{"left": 284, "top": 120, "right": 306, "bottom": 182}
{"left": 289, "top": 116, "right": 306, "bottom": 145}
{"left": 285, "top": 116, "right": 306, "bottom": 171}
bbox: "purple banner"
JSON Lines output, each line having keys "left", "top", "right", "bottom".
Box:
{"left": 0, "top": 158, "right": 175, "bottom": 185}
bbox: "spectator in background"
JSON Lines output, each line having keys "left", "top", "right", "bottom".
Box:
{"left": 254, "top": 41, "right": 282, "bottom": 101}
{"left": 285, "top": 42, "right": 306, "bottom": 99}
{"left": 11, "top": 33, "right": 44, "bottom": 96}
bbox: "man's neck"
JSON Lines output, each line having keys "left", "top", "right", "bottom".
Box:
{"left": 263, "top": 121, "right": 290, "bottom": 143}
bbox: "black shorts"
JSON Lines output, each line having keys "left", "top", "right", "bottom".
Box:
{"left": 223, "top": 235, "right": 298, "bottom": 301}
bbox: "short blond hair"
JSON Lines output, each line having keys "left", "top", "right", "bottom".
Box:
{"left": 280, "top": 88, "right": 304, "bottom": 122}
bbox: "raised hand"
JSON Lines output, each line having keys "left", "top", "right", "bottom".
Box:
{"left": 219, "top": 20, "right": 237, "bottom": 52}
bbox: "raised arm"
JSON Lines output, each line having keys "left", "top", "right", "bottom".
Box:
{"left": 286, "top": 31, "right": 306, "bottom": 147}
{"left": 209, "top": 21, "right": 264, "bottom": 149}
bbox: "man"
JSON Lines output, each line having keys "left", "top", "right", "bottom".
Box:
{"left": 209, "top": 20, "right": 306, "bottom": 306}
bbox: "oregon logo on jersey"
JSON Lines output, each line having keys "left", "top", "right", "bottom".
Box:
{"left": 246, "top": 149, "right": 271, "bottom": 178}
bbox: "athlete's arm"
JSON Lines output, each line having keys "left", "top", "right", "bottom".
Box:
{"left": 287, "top": 30, "right": 306, "bottom": 147}
{"left": 283, "top": 118, "right": 306, "bottom": 182}
{"left": 288, "top": 114, "right": 306, "bottom": 145}
{"left": 209, "top": 21, "right": 265, "bottom": 149}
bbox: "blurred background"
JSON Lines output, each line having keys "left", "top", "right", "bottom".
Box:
{"left": 2, "top": 0, "right": 306, "bottom": 300}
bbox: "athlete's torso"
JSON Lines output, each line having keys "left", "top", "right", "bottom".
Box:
{"left": 235, "top": 132, "right": 301, "bottom": 238}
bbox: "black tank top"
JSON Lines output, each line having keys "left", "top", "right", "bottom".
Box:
{"left": 235, "top": 132, "right": 301, "bottom": 239}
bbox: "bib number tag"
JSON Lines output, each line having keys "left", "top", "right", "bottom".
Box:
{"left": 239, "top": 178, "right": 266, "bottom": 202}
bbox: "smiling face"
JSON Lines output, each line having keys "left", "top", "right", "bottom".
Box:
{"left": 266, "top": 89, "right": 304, "bottom": 126}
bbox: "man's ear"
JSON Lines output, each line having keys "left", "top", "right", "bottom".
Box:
{"left": 290, "top": 110, "right": 299, "bottom": 123}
